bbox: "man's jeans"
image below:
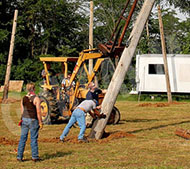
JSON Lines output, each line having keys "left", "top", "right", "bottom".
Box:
{"left": 17, "top": 118, "right": 39, "bottom": 160}
{"left": 60, "top": 108, "right": 86, "bottom": 140}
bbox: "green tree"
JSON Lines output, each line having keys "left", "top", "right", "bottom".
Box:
{"left": 178, "top": 18, "right": 190, "bottom": 54}
{"left": 1, "top": 0, "right": 189, "bottom": 86}
{"left": 92, "top": 0, "right": 138, "bottom": 46}
{"left": 0, "top": 0, "right": 89, "bottom": 84}
{"left": 16, "top": 0, "right": 89, "bottom": 58}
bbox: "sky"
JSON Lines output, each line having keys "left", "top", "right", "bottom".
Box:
{"left": 152, "top": 3, "right": 188, "bottom": 21}
{"left": 175, "top": 9, "right": 188, "bottom": 21}
{"left": 160, "top": 0, "right": 188, "bottom": 21}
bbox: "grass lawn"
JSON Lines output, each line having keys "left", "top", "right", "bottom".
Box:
{"left": 1, "top": 93, "right": 190, "bottom": 168}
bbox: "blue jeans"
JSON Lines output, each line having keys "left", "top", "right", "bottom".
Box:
{"left": 60, "top": 109, "right": 86, "bottom": 140}
{"left": 17, "top": 118, "right": 39, "bottom": 160}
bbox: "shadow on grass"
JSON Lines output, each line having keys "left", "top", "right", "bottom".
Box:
{"left": 42, "top": 151, "right": 72, "bottom": 160}
{"left": 128, "top": 120, "right": 190, "bottom": 134}
{"left": 122, "top": 119, "right": 159, "bottom": 123}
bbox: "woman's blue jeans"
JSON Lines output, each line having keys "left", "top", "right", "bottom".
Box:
{"left": 17, "top": 118, "right": 39, "bottom": 160}
{"left": 60, "top": 108, "right": 86, "bottom": 140}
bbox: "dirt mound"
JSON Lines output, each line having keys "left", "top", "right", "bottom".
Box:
{"left": 0, "top": 137, "right": 18, "bottom": 146}
{"left": 139, "top": 101, "right": 186, "bottom": 108}
{"left": 97, "top": 131, "right": 135, "bottom": 143}
{"left": 139, "top": 103, "right": 153, "bottom": 107}
{"left": 171, "top": 101, "right": 186, "bottom": 105}
{"left": 139, "top": 103, "right": 170, "bottom": 107}
{"left": 39, "top": 136, "right": 84, "bottom": 144}
{"left": 0, "top": 98, "right": 20, "bottom": 104}
{"left": 39, "top": 131, "right": 135, "bottom": 144}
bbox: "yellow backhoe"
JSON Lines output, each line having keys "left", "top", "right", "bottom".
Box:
{"left": 39, "top": 49, "right": 120, "bottom": 125}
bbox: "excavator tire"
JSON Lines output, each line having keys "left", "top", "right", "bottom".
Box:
{"left": 39, "top": 95, "right": 51, "bottom": 125}
{"left": 107, "top": 106, "right": 120, "bottom": 124}
{"left": 86, "top": 106, "right": 120, "bottom": 128}
{"left": 39, "top": 91, "right": 59, "bottom": 124}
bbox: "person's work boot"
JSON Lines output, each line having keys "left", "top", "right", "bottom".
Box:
{"left": 32, "top": 158, "right": 41, "bottom": 162}
{"left": 60, "top": 138, "right": 65, "bottom": 143}
{"left": 17, "top": 158, "right": 23, "bottom": 162}
{"left": 78, "top": 137, "right": 89, "bottom": 143}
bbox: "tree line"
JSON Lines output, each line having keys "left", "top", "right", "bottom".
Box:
{"left": 0, "top": 0, "right": 189, "bottom": 87}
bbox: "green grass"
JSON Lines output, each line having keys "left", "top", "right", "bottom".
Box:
{"left": 1, "top": 95, "right": 190, "bottom": 168}
{"left": 1, "top": 90, "right": 190, "bottom": 102}
{"left": 117, "top": 93, "right": 190, "bottom": 102}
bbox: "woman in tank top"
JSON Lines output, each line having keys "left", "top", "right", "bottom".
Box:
{"left": 17, "top": 82, "right": 43, "bottom": 162}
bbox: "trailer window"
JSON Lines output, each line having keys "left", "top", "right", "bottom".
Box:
{"left": 148, "top": 64, "right": 165, "bottom": 74}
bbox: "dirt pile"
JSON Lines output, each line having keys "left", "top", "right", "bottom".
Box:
{"left": 0, "top": 137, "right": 18, "bottom": 146}
{"left": 139, "top": 103, "right": 169, "bottom": 107}
{"left": 0, "top": 131, "right": 135, "bottom": 146}
{"left": 39, "top": 131, "right": 135, "bottom": 144}
{"left": 97, "top": 131, "right": 135, "bottom": 143}
{"left": 138, "top": 102, "right": 185, "bottom": 107}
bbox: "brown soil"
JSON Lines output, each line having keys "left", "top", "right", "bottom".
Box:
{"left": 97, "top": 131, "right": 135, "bottom": 143}
{"left": 0, "top": 137, "right": 18, "bottom": 146}
{"left": 0, "top": 131, "right": 135, "bottom": 146}
{"left": 138, "top": 101, "right": 186, "bottom": 107}
{"left": 39, "top": 131, "right": 135, "bottom": 144}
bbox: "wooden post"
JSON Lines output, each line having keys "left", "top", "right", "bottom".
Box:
{"left": 146, "top": 21, "right": 150, "bottom": 53}
{"left": 89, "top": 0, "right": 156, "bottom": 139}
{"left": 89, "top": 1, "right": 93, "bottom": 75}
{"left": 158, "top": 5, "right": 172, "bottom": 103}
{"left": 2, "top": 10, "right": 18, "bottom": 103}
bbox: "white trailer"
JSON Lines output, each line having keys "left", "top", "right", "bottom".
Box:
{"left": 136, "top": 54, "right": 190, "bottom": 94}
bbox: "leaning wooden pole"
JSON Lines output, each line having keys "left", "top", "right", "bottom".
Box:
{"left": 158, "top": 5, "right": 172, "bottom": 103}
{"left": 89, "top": 0, "right": 155, "bottom": 140}
{"left": 89, "top": 1, "right": 93, "bottom": 75}
{"left": 2, "top": 10, "right": 18, "bottom": 103}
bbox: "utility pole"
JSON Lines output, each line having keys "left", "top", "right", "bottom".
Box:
{"left": 146, "top": 21, "right": 150, "bottom": 53}
{"left": 89, "top": 1, "right": 93, "bottom": 75}
{"left": 158, "top": 5, "right": 172, "bottom": 103}
{"left": 2, "top": 10, "right": 18, "bottom": 103}
{"left": 89, "top": 0, "right": 156, "bottom": 139}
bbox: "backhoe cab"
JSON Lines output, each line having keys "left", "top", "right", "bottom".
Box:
{"left": 39, "top": 49, "right": 120, "bottom": 125}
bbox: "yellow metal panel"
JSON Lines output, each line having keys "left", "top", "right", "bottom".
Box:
{"left": 40, "top": 84, "right": 59, "bottom": 90}
{"left": 83, "top": 63, "right": 90, "bottom": 81}
{"left": 64, "top": 62, "right": 68, "bottom": 78}
{"left": 43, "top": 62, "right": 50, "bottom": 86}
{"left": 88, "top": 58, "right": 105, "bottom": 83}
{"left": 69, "top": 81, "right": 80, "bottom": 112}
{"left": 81, "top": 53, "right": 103, "bottom": 60}
{"left": 40, "top": 57, "right": 78, "bottom": 62}
{"left": 77, "top": 87, "right": 88, "bottom": 99}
